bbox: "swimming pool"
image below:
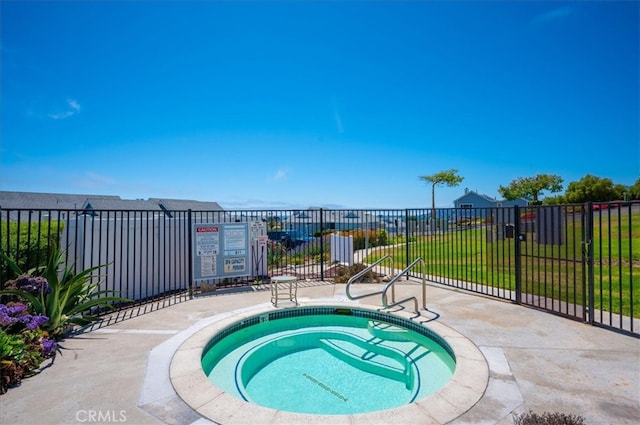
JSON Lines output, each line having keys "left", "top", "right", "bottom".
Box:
{"left": 201, "top": 307, "right": 456, "bottom": 415}
{"left": 170, "top": 302, "right": 488, "bottom": 424}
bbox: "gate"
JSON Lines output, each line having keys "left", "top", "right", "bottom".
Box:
{"left": 514, "top": 202, "right": 638, "bottom": 335}
{"left": 514, "top": 204, "right": 589, "bottom": 321}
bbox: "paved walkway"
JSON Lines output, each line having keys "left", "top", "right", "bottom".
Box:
{"left": 1, "top": 280, "right": 638, "bottom": 425}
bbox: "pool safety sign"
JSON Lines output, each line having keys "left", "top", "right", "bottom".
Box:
{"left": 192, "top": 221, "right": 267, "bottom": 281}
{"left": 193, "top": 223, "right": 250, "bottom": 281}
{"left": 224, "top": 257, "right": 246, "bottom": 273}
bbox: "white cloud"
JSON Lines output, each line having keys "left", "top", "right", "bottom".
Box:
{"left": 272, "top": 168, "right": 288, "bottom": 181}
{"left": 532, "top": 7, "right": 574, "bottom": 25}
{"left": 48, "top": 111, "right": 75, "bottom": 120}
{"left": 48, "top": 98, "right": 81, "bottom": 120}
{"left": 68, "top": 98, "right": 81, "bottom": 111}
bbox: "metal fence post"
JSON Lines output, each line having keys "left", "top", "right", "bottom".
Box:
{"left": 320, "top": 208, "right": 324, "bottom": 281}
{"left": 514, "top": 205, "right": 522, "bottom": 304}
{"left": 586, "top": 202, "right": 594, "bottom": 325}
{"left": 187, "top": 209, "right": 193, "bottom": 299}
{"left": 405, "top": 209, "right": 410, "bottom": 280}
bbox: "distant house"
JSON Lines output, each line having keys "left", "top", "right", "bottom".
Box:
{"left": 453, "top": 189, "right": 528, "bottom": 209}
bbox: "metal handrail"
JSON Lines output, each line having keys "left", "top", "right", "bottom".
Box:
{"left": 346, "top": 255, "right": 394, "bottom": 302}
{"left": 381, "top": 257, "right": 426, "bottom": 314}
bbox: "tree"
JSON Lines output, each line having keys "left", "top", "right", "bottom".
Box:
{"left": 626, "top": 178, "right": 640, "bottom": 200}
{"left": 498, "top": 173, "right": 563, "bottom": 205}
{"left": 543, "top": 194, "right": 566, "bottom": 205}
{"left": 564, "top": 174, "right": 625, "bottom": 203}
{"left": 419, "top": 169, "right": 464, "bottom": 218}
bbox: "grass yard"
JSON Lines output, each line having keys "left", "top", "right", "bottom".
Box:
{"left": 370, "top": 210, "right": 640, "bottom": 318}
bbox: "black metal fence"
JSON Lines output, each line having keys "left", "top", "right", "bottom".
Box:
{"left": 1, "top": 202, "right": 637, "bottom": 336}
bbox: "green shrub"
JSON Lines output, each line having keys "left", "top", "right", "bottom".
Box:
{"left": 377, "top": 229, "right": 388, "bottom": 246}
{"left": 342, "top": 229, "right": 390, "bottom": 250}
{"left": 0, "top": 220, "right": 63, "bottom": 285}
{"left": 267, "top": 240, "right": 287, "bottom": 268}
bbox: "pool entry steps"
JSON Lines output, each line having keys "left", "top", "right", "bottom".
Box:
{"left": 346, "top": 255, "right": 427, "bottom": 316}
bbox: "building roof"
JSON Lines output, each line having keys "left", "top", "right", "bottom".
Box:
{"left": 453, "top": 189, "right": 529, "bottom": 205}
{"left": 453, "top": 190, "right": 498, "bottom": 203}
{"left": 148, "top": 198, "right": 223, "bottom": 211}
{"left": 0, "top": 191, "right": 119, "bottom": 210}
{"left": 0, "top": 191, "right": 223, "bottom": 212}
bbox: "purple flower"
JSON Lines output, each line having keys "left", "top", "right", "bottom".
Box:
{"left": 42, "top": 338, "right": 57, "bottom": 356}
{"left": 6, "top": 304, "right": 26, "bottom": 315}
{"left": 24, "top": 314, "right": 49, "bottom": 330}
{"left": 0, "top": 303, "right": 48, "bottom": 330}
{"left": 15, "top": 275, "right": 51, "bottom": 296}
{"left": 0, "top": 303, "right": 27, "bottom": 327}
{"left": 0, "top": 310, "right": 10, "bottom": 327}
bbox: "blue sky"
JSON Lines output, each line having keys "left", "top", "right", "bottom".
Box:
{"left": 1, "top": 1, "right": 638, "bottom": 209}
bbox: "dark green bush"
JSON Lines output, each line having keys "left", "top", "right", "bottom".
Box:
{"left": 344, "top": 229, "right": 389, "bottom": 250}
{"left": 0, "top": 220, "right": 63, "bottom": 286}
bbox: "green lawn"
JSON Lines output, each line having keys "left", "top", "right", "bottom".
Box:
{"left": 370, "top": 211, "right": 640, "bottom": 319}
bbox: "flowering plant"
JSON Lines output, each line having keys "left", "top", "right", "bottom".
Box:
{"left": 0, "top": 302, "right": 50, "bottom": 332}
{"left": 1, "top": 246, "right": 129, "bottom": 338}
{"left": 0, "top": 246, "right": 129, "bottom": 393}
{"left": 14, "top": 275, "right": 51, "bottom": 296}
{"left": 0, "top": 302, "right": 57, "bottom": 394}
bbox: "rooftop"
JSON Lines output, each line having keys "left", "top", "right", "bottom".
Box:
{"left": 0, "top": 191, "right": 223, "bottom": 211}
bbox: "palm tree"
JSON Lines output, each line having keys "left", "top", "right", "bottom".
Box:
{"left": 419, "top": 169, "right": 464, "bottom": 220}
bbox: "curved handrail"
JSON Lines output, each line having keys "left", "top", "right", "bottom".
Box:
{"left": 346, "top": 255, "right": 394, "bottom": 302}
{"left": 381, "top": 257, "right": 426, "bottom": 314}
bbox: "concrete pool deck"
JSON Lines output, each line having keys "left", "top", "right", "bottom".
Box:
{"left": 0, "top": 280, "right": 638, "bottom": 425}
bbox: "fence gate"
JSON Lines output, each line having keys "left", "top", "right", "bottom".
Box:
{"left": 515, "top": 204, "right": 589, "bottom": 322}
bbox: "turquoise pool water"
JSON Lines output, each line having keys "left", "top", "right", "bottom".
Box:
{"left": 201, "top": 308, "right": 456, "bottom": 415}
